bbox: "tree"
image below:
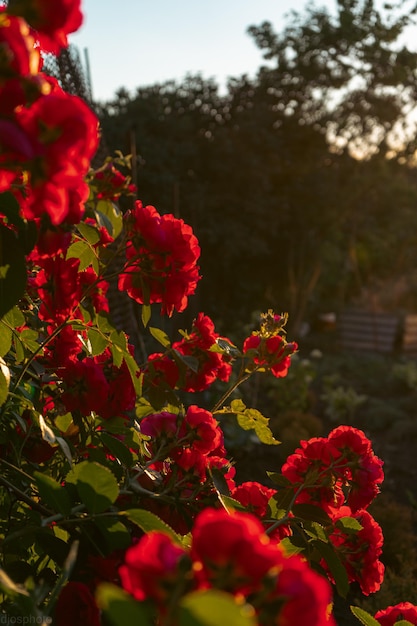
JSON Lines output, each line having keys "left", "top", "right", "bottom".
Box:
{"left": 248, "top": 0, "right": 417, "bottom": 158}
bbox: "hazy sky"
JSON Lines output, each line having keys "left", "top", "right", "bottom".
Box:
{"left": 70, "top": 0, "right": 417, "bottom": 103}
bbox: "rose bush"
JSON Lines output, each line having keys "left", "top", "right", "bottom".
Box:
{"left": 0, "top": 2, "right": 416, "bottom": 625}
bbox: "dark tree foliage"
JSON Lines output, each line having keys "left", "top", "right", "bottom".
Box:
{"left": 98, "top": 0, "right": 417, "bottom": 335}
{"left": 248, "top": 0, "right": 417, "bottom": 157}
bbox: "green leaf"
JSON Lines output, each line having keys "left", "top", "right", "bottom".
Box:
{"left": 3, "top": 305, "right": 25, "bottom": 327}
{"left": 141, "top": 304, "right": 151, "bottom": 328}
{"left": 94, "top": 517, "right": 132, "bottom": 552}
{"left": 279, "top": 537, "right": 305, "bottom": 556}
{"left": 267, "top": 472, "right": 291, "bottom": 487}
{"left": 217, "top": 495, "right": 247, "bottom": 513}
{"left": 100, "top": 432, "right": 134, "bottom": 467}
{"left": 111, "top": 343, "right": 124, "bottom": 367}
{"left": 77, "top": 222, "right": 101, "bottom": 245}
{"left": 0, "top": 224, "right": 27, "bottom": 317}
{"left": 304, "top": 521, "right": 328, "bottom": 542}
{"left": 66, "top": 240, "right": 97, "bottom": 271}
{"left": 336, "top": 516, "right": 363, "bottom": 533}
{"left": 97, "top": 311, "right": 116, "bottom": 333}
{"left": 350, "top": 606, "right": 382, "bottom": 626}
{"left": 179, "top": 590, "right": 257, "bottom": 626}
{"left": 123, "top": 352, "right": 142, "bottom": 395}
{"left": 218, "top": 400, "right": 279, "bottom": 446}
{"left": 0, "top": 362, "right": 10, "bottom": 407}
{"left": 173, "top": 350, "right": 199, "bottom": 373}
{"left": 87, "top": 327, "right": 108, "bottom": 356}
{"left": 292, "top": 503, "right": 332, "bottom": 525}
{"left": 35, "top": 529, "right": 72, "bottom": 564}
{"left": 0, "top": 322, "right": 12, "bottom": 357}
{"left": 315, "top": 540, "right": 350, "bottom": 598}
{"left": 13, "top": 334, "right": 25, "bottom": 363}
{"left": 149, "top": 326, "right": 171, "bottom": 348}
{"left": 96, "top": 583, "right": 154, "bottom": 626}
{"left": 121, "top": 509, "right": 182, "bottom": 544}
{"left": 66, "top": 461, "right": 119, "bottom": 514}
{"left": 18, "top": 328, "right": 40, "bottom": 353}
{"left": 96, "top": 200, "right": 123, "bottom": 239}
{"left": 111, "top": 329, "right": 128, "bottom": 351}
{"left": 34, "top": 472, "right": 72, "bottom": 515}
{"left": 209, "top": 466, "right": 233, "bottom": 511}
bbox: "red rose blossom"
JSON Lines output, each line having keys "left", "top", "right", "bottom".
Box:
{"left": 119, "top": 531, "right": 188, "bottom": 603}
{"left": 243, "top": 332, "right": 297, "bottom": 378}
{"left": 172, "top": 313, "right": 233, "bottom": 391}
{"left": 60, "top": 358, "right": 110, "bottom": 416}
{"left": 8, "top": 0, "right": 83, "bottom": 53}
{"left": 324, "top": 506, "right": 384, "bottom": 595}
{"left": 118, "top": 201, "right": 201, "bottom": 315}
{"left": 191, "top": 507, "right": 280, "bottom": 594}
{"left": 232, "top": 481, "right": 277, "bottom": 518}
{"left": 375, "top": 602, "right": 417, "bottom": 625}
{"left": 54, "top": 581, "right": 100, "bottom": 626}
{"left": 16, "top": 86, "right": 99, "bottom": 224}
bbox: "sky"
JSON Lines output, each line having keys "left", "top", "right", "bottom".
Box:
{"left": 69, "top": 0, "right": 323, "bottom": 102}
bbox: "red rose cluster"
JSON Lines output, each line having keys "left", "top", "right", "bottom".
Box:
{"left": 0, "top": 1, "right": 98, "bottom": 226}
{"left": 146, "top": 312, "right": 232, "bottom": 392}
{"left": 90, "top": 161, "right": 136, "bottom": 202}
{"left": 118, "top": 201, "right": 201, "bottom": 315}
{"left": 281, "top": 425, "right": 385, "bottom": 594}
{"left": 243, "top": 311, "right": 298, "bottom": 378}
{"left": 139, "top": 405, "right": 235, "bottom": 527}
{"left": 120, "top": 507, "right": 336, "bottom": 626}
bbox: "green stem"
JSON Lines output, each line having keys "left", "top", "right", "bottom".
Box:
{"left": 211, "top": 366, "right": 256, "bottom": 413}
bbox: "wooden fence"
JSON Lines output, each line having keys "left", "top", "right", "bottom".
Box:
{"left": 337, "top": 310, "right": 407, "bottom": 354}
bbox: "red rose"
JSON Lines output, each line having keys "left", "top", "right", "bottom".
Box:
{"left": 232, "top": 481, "right": 277, "bottom": 518}
{"left": 375, "top": 602, "right": 417, "bottom": 625}
{"left": 31, "top": 256, "right": 82, "bottom": 324}
{"left": 173, "top": 447, "right": 209, "bottom": 481}
{"left": 243, "top": 332, "right": 297, "bottom": 378}
{"left": 145, "top": 352, "right": 180, "bottom": 389}
{"left": 54, "top": 581, "right": 100, "bottom": 626}
{"left": 328, "top": 425, "right": 384, "bottom": 511}
{"left": 184, "top": 405, "right": 222, "bottom": 454}
{"left": 281, "top": 437, "right": 345, "bottom": 513}
{"left": 60, "top": 358, "right": 110, "bottom": 416}
{"left": 172, "top": 313, "right": 232, "bottom": 392}
{"left": 118, "top": 202, "right": 201, "bottom": 315}
{"left": 191, "top": 508, "right": 278, "bottom": 594}
{"left": 140, "top": 411, "right": 183, "bottom": 443}
{"left": 8, "top": 0, "right": 83, "bottom": 53}
{"left": 263, "top": 552, "right": 336, "bottom": 626}
{"left": 93, "top": 348, "right": 136, "bottom": 420}
{"left": 0, "top": 10, "right": 41, "bottom": 81}
{"left": 119, "top": 531, "right": 188, "bottom": 603}
{"left": 324, "top": 506, "right": 384, "bottom": 596}
{"left": 16, "top": 87, "right": 98, "bottom": 224}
